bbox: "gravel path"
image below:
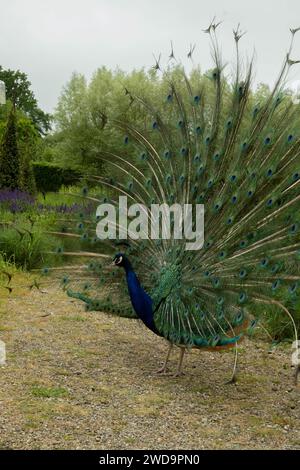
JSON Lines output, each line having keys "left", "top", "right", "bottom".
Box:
{"left": 0, "top": 279, "right": 299, "bottom": 450}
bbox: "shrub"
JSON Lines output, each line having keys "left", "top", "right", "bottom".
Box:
{"left": 32, "top": 162, "right": 82, "bottom": 193}
{"left": 0, "top": 109, "right": 20, "bottom": 190}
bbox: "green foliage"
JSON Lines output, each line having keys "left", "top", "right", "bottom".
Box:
{"left": 49, "top": 66, "right": 288, "bottom": 178}
{"left": 257, "top": 301, "right": 300, "bottom": 342}
{"left": 17, "top": 117, "right": 38, "bottom": 194}
{"left": 19, "top": 153, "right": 37, "bottom": 195}
{"left": 0, "top": 189, "right": 95, "bottom": 271}
{"left": 0, "top": 66, "right": 51, "bottom": 134}
{"left": 0, "top": 222, "right": 54, "bottom": 270}
{"left": 0, "top": 108, "right": 40, "bottom": 193}
{"left": 32, "top": 162, "right": 82, "bottom": 193}
{"left": 51, "top": 68, "right": 162, "bottom": 170}
{"left": 36, "top": 133, "right": 65, "bottom": 164}
{"left": 35, "top": 185, "right": 88, "bottom": 205}
{"left": 0, "top": 109, "right": 20, "bottom": 190}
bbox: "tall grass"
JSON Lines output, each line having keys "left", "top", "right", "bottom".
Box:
{"left": 0, "top": 218, "right": 57, "bottom": 270}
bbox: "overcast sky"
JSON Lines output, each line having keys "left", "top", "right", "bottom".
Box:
{"left": 1, "top": 0, "right": 300, "bottom": 113}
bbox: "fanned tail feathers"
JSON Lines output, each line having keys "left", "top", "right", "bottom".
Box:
{"left": 37, "top": 25, "right": 300, "bottom": 351}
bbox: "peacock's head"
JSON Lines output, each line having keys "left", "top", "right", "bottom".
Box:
{"left": 112, "top": 252, "right": 127, "bottom": 268}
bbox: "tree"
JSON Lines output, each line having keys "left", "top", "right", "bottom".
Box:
{"left": 0, "top": 108, "right": 20, "bottom": 189}
{"left": 49, "top": 65, "right": 300, "bottom": 183}
{"left": 0, "top": 66, "right": 52, "bottom": 135}
{"left": 52, "top": 68, "right": 161, "bottom": 171}
{"left": 0, "top": 108, "right": 39, "bottom": 193}
{"left": 54, "top": 73, "right": 92, "bottom": 168}
{"left": 18, "top": 117, "right": 38, "bottom": 194}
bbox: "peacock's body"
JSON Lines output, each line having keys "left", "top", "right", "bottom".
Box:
{"left": 41, "top": 23, "right": 300, "bottom": 380}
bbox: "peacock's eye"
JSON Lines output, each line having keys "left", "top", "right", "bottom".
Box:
{"left": 114, "top": 255, "right": 123, "bottom": 265}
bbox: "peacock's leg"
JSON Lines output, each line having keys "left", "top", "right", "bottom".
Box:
{"left": 225, "top": 342, "right": 238, "bottom": 384}
{"left": 156, "top": 342, "right": 173, "bottom": 374}
{"left": 172, "top": 347, "right": 185, "bottom": 377}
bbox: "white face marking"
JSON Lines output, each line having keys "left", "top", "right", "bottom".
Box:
{"left": 115, "top": 255, "right": 123, "bottom": 265}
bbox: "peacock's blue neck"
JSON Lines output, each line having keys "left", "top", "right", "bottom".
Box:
{"left": 124, "top": 264, "right": 158, "bottom": 334}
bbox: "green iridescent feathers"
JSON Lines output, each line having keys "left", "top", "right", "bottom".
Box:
{"left": 39, "top": 24, "right": 300, "bottom": 346}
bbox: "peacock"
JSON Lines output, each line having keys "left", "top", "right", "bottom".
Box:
{"left": 38, "top": 22, "right": 300, "bottom": 382}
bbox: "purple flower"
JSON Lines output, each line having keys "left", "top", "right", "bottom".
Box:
{"left": 0, "top": 189, "right": 35, "bottom": 213}
{"left": 0, "top": 189, "right": 96, "bottom": 216}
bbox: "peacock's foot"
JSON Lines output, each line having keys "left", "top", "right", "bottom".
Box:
{"left": 153, "top": 368, "right": 185, "bottom": 377}
{"left": 154, "top": 364, "right": 171, "bottom": 375}
{"left": 225, "top": 375, "right": 237, "bottom": 385}
{"left": 172, "top": 370, "right": 185, "bottom": 378}
{"left": 155, "top": 368, "right": 169, "bottom": 375}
